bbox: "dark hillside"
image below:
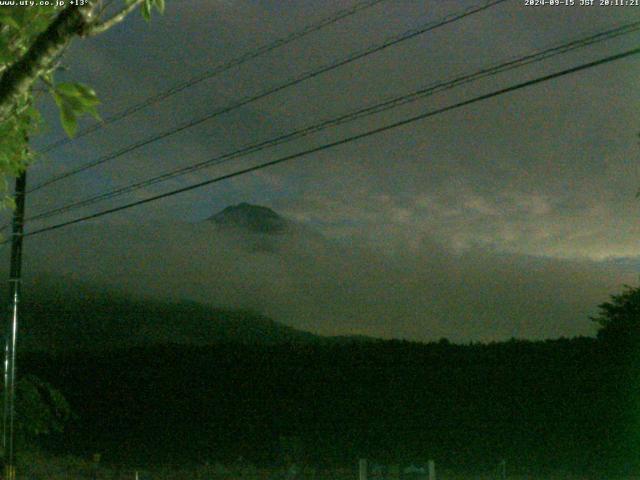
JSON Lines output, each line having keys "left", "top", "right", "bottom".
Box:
{"left": 14, "top": 281, "right": 320, "bottom": 351}
{"left": 19, "top": 336, "right": 633, "bottom": 475}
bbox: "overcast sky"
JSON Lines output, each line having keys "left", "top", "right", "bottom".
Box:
{"left": 6, "top": 0, "right": 640, "bottom": 342}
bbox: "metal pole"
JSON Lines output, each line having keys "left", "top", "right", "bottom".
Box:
{"left": 3, "top": 171, "right": 27, "bottom": 480}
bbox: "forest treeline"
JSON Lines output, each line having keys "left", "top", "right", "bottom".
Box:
{"left": 6, "top": 284, "right": 639, "bottom": 476}
{"left": 15, "top": 333, "right": 637, "bottom": 476}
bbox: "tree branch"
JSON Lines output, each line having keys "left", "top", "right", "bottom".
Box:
{"left": 0, "top": 0, "right": 145, "bottom": 122}
{"left": 0, "top": 4, "right": 94, "bottom": 121}
{"left": 85, "top": 0, "right": 145, "bottom": 36}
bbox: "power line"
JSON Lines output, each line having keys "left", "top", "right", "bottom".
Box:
{"left": 29, "top": 0, "right": 509, "bottom": 193}
{"left": 39, "top": 0, "right": 390, "bottom": 153}
{"left": 23, "top": 19, "right": 640, "bottom": 225}
{"left": 20, "top": 46, "right": 640, "bottom": 240}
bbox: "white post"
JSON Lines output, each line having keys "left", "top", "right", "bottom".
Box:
{"left": 427, "top": 460, "right": 435, "bottom": 480}
{"left": 359, "top": 459, "right": 367, "bottom": 480}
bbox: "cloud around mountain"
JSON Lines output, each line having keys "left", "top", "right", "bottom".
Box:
{"left": 12, "top": 203, "right": 634, "bottom": 344}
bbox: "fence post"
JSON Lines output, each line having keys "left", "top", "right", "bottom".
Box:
{"left": 359, "top": 459, "right": 367, "bottom": 480}
{"left": 427, "top": 460, "right": 435, "bottom": 480}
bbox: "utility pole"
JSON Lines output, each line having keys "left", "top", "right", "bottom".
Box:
{"left": 3, "top": 171, "right": 27, "bottom": 480}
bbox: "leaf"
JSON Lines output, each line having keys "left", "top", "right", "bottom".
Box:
{"left": 9, "top": 7, "right": 29, "bottom": 29}
{"left": 142, "top": 0, "right": 152, "bottom": 21}
{"left": 55, "top": 82, "right": 99, "bottom": 105}
{"left": 24, "top": 105, "right": 41, "bottom": 126}
{"left": 154, "top": 0, "right": 165, "bottom": 14}
{"left": 0, "top": 49, "right": 13, "bottom": 66}
{"left": 83, "top": 104, "right": 101, "bottom": 121}
{"left": 73, "top": 83, "right": 100, "bottom": 107}
{"left": 29, "top": 8, "right": 54, "bottom": 33}
{"left": 0, "top": 14, "right": 19, "bottom": 29}
{"left": 54, "top": 82, "right": 79, "bottom": 97}
{"left": 53, "top": 82, "right": 100, "bottom": 124}
{"left": 61, "top": 94, "right": 85, "bottom": 112}
{"left": 3, "top": 196, "right": 15, "bottom": 211}
{"left": 59, "top": 102, "right": 78, "bottom": 138}
{"left": 53, "top": 92, "right": 78, "bottom": 138}
{"left": 52, "top": 82, "right": 100, "bottom": 137}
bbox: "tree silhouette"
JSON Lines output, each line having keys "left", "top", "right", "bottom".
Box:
{"left": 0, "top": 374, "right": 74, "bottom": 458}
{"left": 591, "top": 284, "right": 640, "bottom": 345}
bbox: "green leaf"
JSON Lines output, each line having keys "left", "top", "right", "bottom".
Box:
{"left": 54, "top": 83, "right": 78, "bottom": 96}
{"left": 54, "top": 82, "right": 100, "bottom": 119}
{"left": 83, "top": 104, "right": 101, "bottom": 121}
{"left": 0, "top": 49, "right": 13, "bottom": 66}
{"left": 73, "top": 83, "right": 100, "bottom": 107}
{"left": 51, "top": 83, "right": 101, "bottom": 136}
{"left": 9, "top": 7, "right": 34, "bottom": 30}
{"left": 142, "top": 0, "right": 152, "bottom": 21}
{"left": 24, "top": 105, "right": 41, "bottom": 126}
{"left": 55, "top": 82, "right": 98, "bottom": 102}
{"left": 3, "top": 196, "right": 15, "bottom": 211}
{"left": 0, "top": 14, "right": 19, "bottom": 29}
{"left": 59, "top": 102, "right": 78, "bottom": 138}
{"left": 53, "top": 92, "right": 78, "bottom": 138}
{"left": 154, "top": 0, "right": 165, "bottom": 14}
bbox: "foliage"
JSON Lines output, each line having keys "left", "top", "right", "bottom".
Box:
{"left": 139, "top": 0, "right": 165, "bottom": 20}
{"left": 51, "top": 82, "right": 100, "bottom": 137}
{"left": 0, "top": 0, "right": 164, "bottom": 207}
{"left": 0, "top": 6, "right": 58, "bottom": 205}
{"left": 591, "top": 283, "right": 640, "bottom": 344}
{"left": 590, "top": 283, "right": 640, "bottom": 471}
{"left": 23, "top": 337, "right": 615, "bottom": 473}
{"left": 0, "top": 374, "right": 75, "bottom": 451}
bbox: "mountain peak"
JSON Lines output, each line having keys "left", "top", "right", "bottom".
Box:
{"left": 209, "top": 203, "right": 289, "bottom": 234}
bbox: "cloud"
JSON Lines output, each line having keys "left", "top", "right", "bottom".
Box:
{"left": 16, "top": 216, "right": 634, "bottom": 343}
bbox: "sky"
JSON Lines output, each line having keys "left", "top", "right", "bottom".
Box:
{"left": 4, "top": 0, "right": 640, "bottom": 342}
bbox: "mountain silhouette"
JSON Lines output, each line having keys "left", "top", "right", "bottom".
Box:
{"left": 14, "top": 276, "right": 375, "bottom": 352}
{"left": 209, "top": 203, "right": 290, "bottom": 234}
{"left": 12, "top": 277, "right": 321, "bottom": 351}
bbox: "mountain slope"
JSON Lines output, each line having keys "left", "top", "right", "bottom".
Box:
{"left": 15, "top": 278, "right": 320, "bottom": 351}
